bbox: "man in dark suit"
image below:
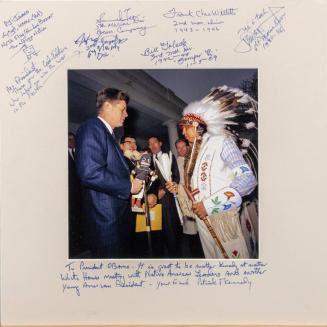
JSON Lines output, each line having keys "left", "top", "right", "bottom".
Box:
{"left": 75, "top": 88, "right": 143, "bottom": 259}
{"left": 68, "top": 132, "right": 85, "bottom": 258}
{"left": 148, "top": 136, "right": 182, "bottom": 258}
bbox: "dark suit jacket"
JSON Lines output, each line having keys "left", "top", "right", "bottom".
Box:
{"left": 68, "top": 152, "right": 85, "bottom": 257}
{"left": 152, "top": 152, "right": 180, "bottom": 187}
{"left": 75, "top": 118, "right": 132, "bottom": 258}
{"left": 151, "top": 151, "right": 182, "bottom": 257}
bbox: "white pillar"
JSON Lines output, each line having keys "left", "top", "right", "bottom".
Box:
{"left": 163, "top": 119, "right": 179, "bottom": 157}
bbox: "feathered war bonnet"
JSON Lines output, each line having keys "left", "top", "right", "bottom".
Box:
{"left": 180, "top": 85, "right": 258, "bottom": 177}
{"left": 179, "top": 85, "right": 258, "bottom": 137}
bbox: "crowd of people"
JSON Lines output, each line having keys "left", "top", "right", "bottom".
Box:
{"left": 68, "top": 87, "right": 259, "bottom": 259}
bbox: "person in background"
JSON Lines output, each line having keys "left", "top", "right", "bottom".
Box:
{"left": 120, "top": 135, "right": 138, "bottom": 171}
{"left": 148, "top": 136, "right": 182, "bottom": 258}
{"left": 175, "top": 138, "right": 204, "bottom": 258}
{"left": 120, "top": 135, "right": 158, "bottom": 257}
{"left": 120, "top": 135, "right": 158, "bottom": 209}
{"left": 68, "top": 132, "right": 85, "bottom": 257}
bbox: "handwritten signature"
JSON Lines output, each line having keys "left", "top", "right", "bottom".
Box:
{"left": 60, "top": 260, "right": 267, "bottom": 296}
{"left": 74, "top": 32, "right": 127, "bottom": 61}
{"left": 75, "top": 9, "right": 156, "bottom": 60}
{"left": 234, "top": 7, "right": 286, "bottom": 53}
{"left": 141, "top": 38, "right": 218, "bottom": 67}
{"left": 96, "top": 9, "right": 155, "bottom": 36}
{"left": 163, "top": 7, "right": 237, "bottom": 19}
{"left": 6, "top": 46, "right": 76, "bottom": 112}
{"left": 162, "top": 7, "right": 237, "bottom": 34}
{"left": 1, "top": 9, "right": 54, "bottom": 61}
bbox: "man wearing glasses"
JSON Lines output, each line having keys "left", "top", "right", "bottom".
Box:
{"left": 120, "top": 135, "right": 138, "bottom": 171}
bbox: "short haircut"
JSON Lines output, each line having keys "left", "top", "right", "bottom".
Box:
{"left": 68, "top": 132, "right": 75, "bottom": 137}
{"left": 148, "top": 135, "right": 162, "bottom": 143}
{"left": 96, "top": 88, "right": 130, "bottom": 111}
{"left": 120, "top": 135, "right": 136, "bottom": 144}
{"left": 175, "top": 138, "right": 189, "bottom": 148}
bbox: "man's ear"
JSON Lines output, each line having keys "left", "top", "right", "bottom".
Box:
{"left": 159, "top": 141, "right": 162, "bottom": 148}
{"left": 104, "top": 101, "right": 112, "bottom": 112}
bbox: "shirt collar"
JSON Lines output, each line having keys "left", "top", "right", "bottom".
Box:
{"left": 68, "top": 148, "right": 74, "bottom": 159}
{"left": 97, "top": 116, "right": 114, "bottom": 135}
{"left": 154, "top": 151, "right": 162, "bottom": 159}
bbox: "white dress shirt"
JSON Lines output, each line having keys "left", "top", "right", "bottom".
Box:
{"left": 68, "top": 148, "right": 75, "bottom": 160}
{"left": 97, "top": 116, "right": 114, "bottom": 135}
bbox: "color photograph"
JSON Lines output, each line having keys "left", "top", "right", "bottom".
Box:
{"left": 68, "top": 69, "right": 259, "bottom": 260}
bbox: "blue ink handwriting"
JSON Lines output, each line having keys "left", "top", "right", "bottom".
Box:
{"left": 1, "top": 9, "right": 54, "bottom": 61}
{"left": 60, "top": 260, "right": 267, "bottom": 296}
{"left": 62, "top": 283, "right": 80, "bottom": 296}
{"left": 74, "top": 9, "right": 156, "bottom": 60}
{"left": 96, "top": 9, "right": 156, "bottom": 37}
{"left": 141, "top": 38, "right": 218, "bottom": 67}
{"left": 74, "top": 32, "right": 128, "bottom": 61}
{"left": 162, "top": 7, "right": 237, "bottom": 33}
{"left": 234, "top": 7, "right": 286, "bottom": 53}
{"left": 6, "top": 45, "right": 73, "bottom": 112}
{"left": 163, "top": 7, "right": 237, "bottom": 19}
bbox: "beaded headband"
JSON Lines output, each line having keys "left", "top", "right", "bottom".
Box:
{"left": 179, "top": 113, "right": 207, "bottom": 129}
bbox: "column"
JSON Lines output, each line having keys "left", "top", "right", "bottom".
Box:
{"left": 163, "top": 119, "right": 179, "bottom": 158}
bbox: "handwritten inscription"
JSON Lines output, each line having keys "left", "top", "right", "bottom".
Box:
{"left": 162, "top": 7, "right": 237, "bottom": 33}
{"left": 6, "top": 46, "right": 70, "bottom": 112}
{"left": 74, "top": 33, "right": 128, "bottom": 61}
{"left": 234, "top": 7, "right": 286, "bottom": 53}
{"left": 0, "top": 9, "right": 54, "bottom": 60}
{"left": 60, "top": 260, "right": 267, "bottom": 296}
{"left": 74, "top": 8, "right": 156, "bottom": 60}
{"left": 96, "top": 9, "right": 155, "bottom": 36}
{"left": 1, "top": 9, "right": 81, "bottom": 113}
{"left": 141, "top": 38, "right": 218, "bottom": 67}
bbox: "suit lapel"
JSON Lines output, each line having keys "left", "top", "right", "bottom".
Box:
{"left": 97, "top": 119, "right": 130, "bottom": 173}
{"left": 153, "top": 154, "right": 165, "bottom": 184}
{"left": 108, "top": 132, "right": 130, "bottom": 173}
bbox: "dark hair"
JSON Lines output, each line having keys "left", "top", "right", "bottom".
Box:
{"left": 175, "top": 138, "right": 188, "bottom": 148}
{"left": 120, "top": 135, "right": 136, "bottom": 144}
{"left": 68, "top": 132, "right": 75, "bottom": 137}
{"left": 148, "top": 135, "right": 169, "bottom": 152}
{"left": 147, "top": 135, "right": 163, "bottom": 143}
{"left": 96, "top": 88, "right": 130, "bottom": 111}
{"left": 197, "top": 124, "right": 207, "bottom": 136}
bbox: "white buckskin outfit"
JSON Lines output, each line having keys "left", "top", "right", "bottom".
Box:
{"left": 178, "top": 86, "right": 258, "bottom": 259}
{"left": 191, "top": 133, "right": 255, "bottom": 259}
